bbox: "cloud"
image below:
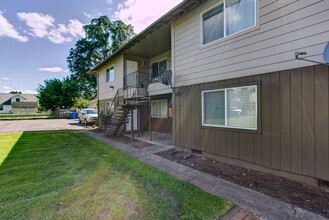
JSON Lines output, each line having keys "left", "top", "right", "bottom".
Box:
{"left": 22, "top": 89, "right": 37, "bottom": 94}
{"left": 48, "top": 19, "right": 85, "bottom": 44}
{"left": 83, "top": 12, "right": 92, "bottom": 19}
{"left": 65, "top": 19, "right": 85, "bottom": 37}
{"left": 2, "top": 88, "right": 37, "bottom": 94}
{"left": 113, "top": 0, "right": 183, "bottom": 33}
{"left": 38, "top": 67, "right": 63, "bottom": 73}
{"left": 0, "top": 11, "right": 29, "bottom": 42}
{"left": 2, "top": 77, "right": 10, "bottom": 80}
{"left": 106, "top": 0, "right": 114, "bottom": 5}
{"left": 3, "top": 86, "right": 12, "bottom": 90}
{"left": 17, "top": 12, "right": 55, "bottom": 38}
{"left": 17, "top": 12, "right": 85, "bottom": 44}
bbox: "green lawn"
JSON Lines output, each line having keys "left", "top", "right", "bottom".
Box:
{"left": 0, "top": 114, "right": 55, "bottom": 120}
{"left": 0, "top": 132, "right": 232, "bottom": 219}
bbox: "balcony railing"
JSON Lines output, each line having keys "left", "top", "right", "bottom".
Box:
{"left": 124, "top": 71, "right": 150, "bottom": 99}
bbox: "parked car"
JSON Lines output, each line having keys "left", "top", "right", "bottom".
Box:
{"left": 78, "top": 109, "right": 98, "bottom": 125}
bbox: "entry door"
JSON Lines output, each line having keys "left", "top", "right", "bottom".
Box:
{"left": 126, "top": 109, "right": 138, "bottom": 131}
{"left": 125, "top": 60, "right": 139, "bottom": 131}
{"left": 126, "top": 61, "right": 138, "bottom": 87}
{"left": 126, "top": 60, "right": 138, "bottom": 74}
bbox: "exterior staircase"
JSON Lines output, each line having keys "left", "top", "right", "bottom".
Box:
{"left": 105, "top": 70, "right": 167, "bottom": 137}
{"left": 105, "top": 85, "right": 147, "bottom": 137}
{"left": 107, "top": 105, "right": 131, "bottom": 137}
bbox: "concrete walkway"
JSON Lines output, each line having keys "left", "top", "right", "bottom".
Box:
{"left": 83, "top": 131, "right": 327, "bottom": 220}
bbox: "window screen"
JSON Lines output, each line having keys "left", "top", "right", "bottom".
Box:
{"left": 202, "top": 85, "right": 257, "bottom": 130}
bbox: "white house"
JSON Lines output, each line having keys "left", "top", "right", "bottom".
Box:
{"left": 0, "top": 93, "right": 38, "bottom": 114}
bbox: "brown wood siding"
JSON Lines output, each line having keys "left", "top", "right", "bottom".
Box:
{"left": 139, "top": 104, "right": 149, "bottom": 131}
{"left": 150, "top": 94, "right": 173, "bottom": 134}
{"left": 173, "top": 65, "right": 329, "bottom": 181}
{"left": 151, "top": 118, "right": 172, "bottom": 133}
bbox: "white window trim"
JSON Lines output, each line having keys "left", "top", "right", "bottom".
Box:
{"left": 200, "top": 0, "right": 259, "bottom": 47}
{"left": 106, "top": 65, "right": 115, "bottom": 83}
{"left": 201, "top": 85, "right": 258, "bottom": 130}
{"left": 151, "top": 99, "right": 168, "bottom": 118}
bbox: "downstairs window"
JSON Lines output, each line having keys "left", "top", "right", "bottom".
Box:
{"left": 151, "top": 99, "right": 168, "bottom": 118}
{"left": 202, "top": 85, "right": 258, "bottom": 130}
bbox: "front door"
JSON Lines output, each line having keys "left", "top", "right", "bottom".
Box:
{"left": 126, "top": 60, "right": 138, "bottom": 87}
{"left": 126, "top": 60, "right": 139, "bottom": 131}
{"left": 126, "top": 109, "right": 138, "bottom": 131}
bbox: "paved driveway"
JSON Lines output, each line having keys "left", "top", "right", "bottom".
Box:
{"left": 0, "top": 119, "right": 86, "bottom": 134}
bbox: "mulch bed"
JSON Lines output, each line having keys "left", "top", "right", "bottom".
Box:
{"left": 156, "top": 149, "right": 329, "bottom": 218}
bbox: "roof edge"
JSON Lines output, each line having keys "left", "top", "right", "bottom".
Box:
{"left": 91, "top": 0, "right": 201, "bottom": 73}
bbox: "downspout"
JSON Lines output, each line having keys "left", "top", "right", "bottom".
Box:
{"left": 171, "top": 22, "right": 176, "bottom": 146}
{"left": 95, "top": 71, "right": 100, "bottom": 126}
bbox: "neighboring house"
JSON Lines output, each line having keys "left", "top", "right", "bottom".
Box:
{"left": 0, "top": 93, "right": 38, "bottom": 114}
{"left": 93, "top": 0, "right": 329, "bottom": 185}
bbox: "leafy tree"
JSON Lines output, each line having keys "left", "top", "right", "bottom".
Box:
{"left": 9, "top": 91, "right": 22, "bottom": 94}
{"left": 67, "top": 16, "right": 135, "bottom": 98}
{"left": 37, "top": 79, "right": 64, "bottom": 111}
{"left": 37, "top": 77, "right": 80, "bottom": 110}
{"left": 72, "top": 97, "right": 90, "bottom": 109}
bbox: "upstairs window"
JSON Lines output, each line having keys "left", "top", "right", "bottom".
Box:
{"left": 151, "top": 59, "right": 167, "bottom": 80}
{"left": 202, "top": 0, "right": 256, "bottom": 45}
{"left": 16, "top": 98, "right": 20, "bottom": 102}
{"left": 106, "top": 65, "right": 115, "bottom": 83}
{"left": 202, "top": 85, "right": 258, "bottom": 130}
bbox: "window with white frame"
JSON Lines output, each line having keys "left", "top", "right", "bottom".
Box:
{"left": 202, "top": 85, "right": 258, "bottom": 130}
{"left": 151, "top": 99, "right": 168, "bottom": 118}
{"left": 0, "top": 105, "right": 3, "bottom": 111}
{"left": 202, "top": 0, "right": 256, "bottom": 45}
{"left": 151, "top": 59, "right": 167, "bottom": 80}
{"left": 106, "top": 65, "right": 114, "bottom": 83}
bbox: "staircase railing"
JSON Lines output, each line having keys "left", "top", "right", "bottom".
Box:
{"left": 110, "top": 88, "right": 138, "bottom": 136}
{"left": 107, "top": 90, "right": 119, "bottom": 116}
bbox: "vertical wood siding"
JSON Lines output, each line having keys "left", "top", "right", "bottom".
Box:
{"left": 174, "top": 65, "right": 329, "bottom": 181}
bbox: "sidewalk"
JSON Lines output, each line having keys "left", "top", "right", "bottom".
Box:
{"left": 83, "top": 131, "right": 327, "bottom": 220}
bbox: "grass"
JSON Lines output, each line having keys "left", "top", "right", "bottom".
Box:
{"left": 0, "top": 114, "right": 55, "bottom": 120}
{"left": 0, "top": 132, "right": 233, "bottom": 219}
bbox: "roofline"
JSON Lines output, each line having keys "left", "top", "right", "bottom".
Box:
{"left": 91, "top": 0, "right": 201, "bottom": 73}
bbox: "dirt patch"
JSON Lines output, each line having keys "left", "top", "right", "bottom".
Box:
{"left": 87, "top": 126, "right": 104, "bottom": 133}
{"left": 156, "top": 149, "right": 329, "bottom": 218}
{"left": 96, "top": 208, "right": 110, "bottom": 219}
{"left": 159, "top": 190, "right": 180, "bottom": 220}
{"left": 126, "top": 201, "right": 139, "bottom": 218}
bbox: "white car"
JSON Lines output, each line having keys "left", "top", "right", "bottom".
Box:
{"left": 78, "top": 109, "right": 98, "bottom": 125}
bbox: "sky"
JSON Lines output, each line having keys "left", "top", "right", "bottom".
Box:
{"left": 0, "top": 0, "right": 182, "bottom": 94}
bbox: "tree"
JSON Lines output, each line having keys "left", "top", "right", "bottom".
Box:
{"left": 37, "top": 77, "right": 80, "bottom": 110}
{"left": 72, "top": 97, "right": 90, "bottom": 109}
{"left": 37, "top": 79, "right": 64, "bottom": 111}
{"left": 67, "top": 16, "right": 135, "bottom": 98}
{"left": 9, "top": 91, "right": 22, "bottom": 94}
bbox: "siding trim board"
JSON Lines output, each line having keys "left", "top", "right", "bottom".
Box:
{"left": 174, "top": 65, "right": 329, "bottom": 183}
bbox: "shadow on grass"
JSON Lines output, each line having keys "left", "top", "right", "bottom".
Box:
{"left": 0, "top": 131, "right": 232, "bottom": 219}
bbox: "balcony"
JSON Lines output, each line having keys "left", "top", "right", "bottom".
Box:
{"left": 124, "top": 71, "right": 150, "bottom": 99}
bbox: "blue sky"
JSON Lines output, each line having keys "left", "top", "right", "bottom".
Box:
{"left": 0, "top": 0, "right": 182, "bottom": 94}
